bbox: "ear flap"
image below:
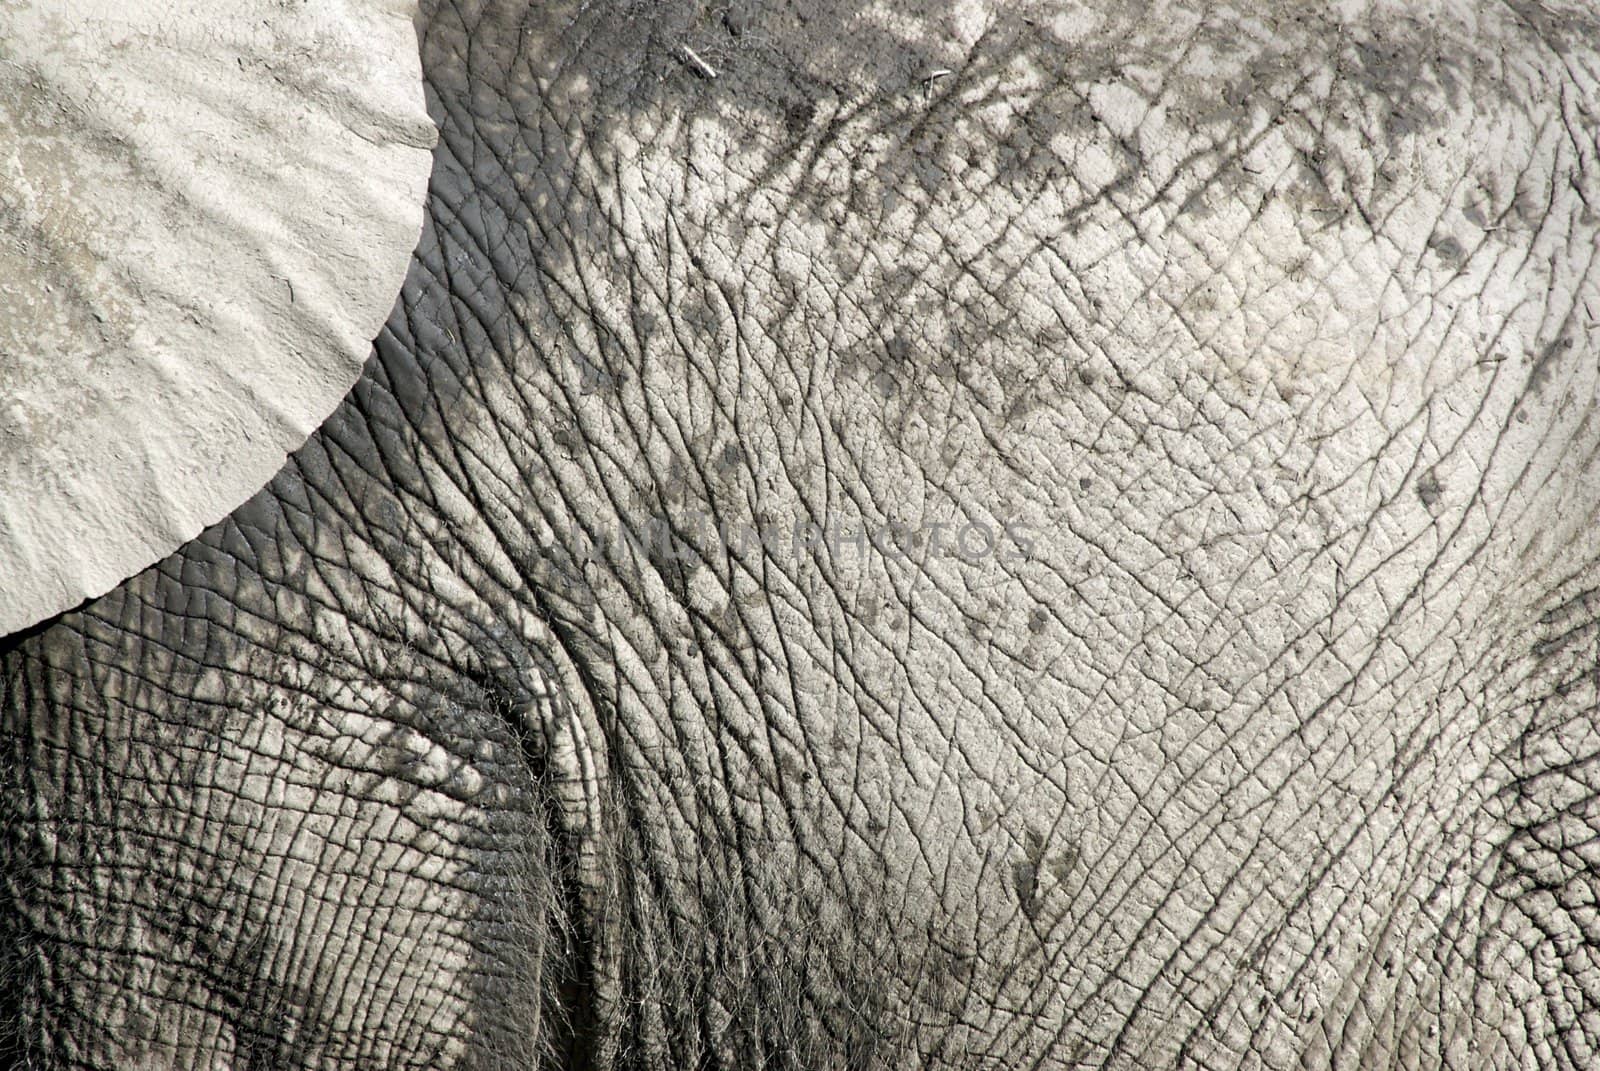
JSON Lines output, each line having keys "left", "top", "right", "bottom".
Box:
{"left": 0, "top": 0, "right": 435, "bottom": 636}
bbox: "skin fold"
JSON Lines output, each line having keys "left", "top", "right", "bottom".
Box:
{"left": 3, "top": 0, "right": 1599, "bottom": 1067}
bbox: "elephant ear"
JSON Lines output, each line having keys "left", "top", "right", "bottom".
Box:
{"left": 0, "top": 0, "right": 434, "bottom": 636}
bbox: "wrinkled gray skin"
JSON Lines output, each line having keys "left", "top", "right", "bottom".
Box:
{"left": 5, "top": 1, "right": 1600, "bottom": 1067}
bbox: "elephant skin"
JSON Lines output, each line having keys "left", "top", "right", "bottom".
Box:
{"left": 0, "top": 0, "right": 435, "bottom": 634}
{"left": 2, "top": 0, "right": 1599, "bottom": 1068}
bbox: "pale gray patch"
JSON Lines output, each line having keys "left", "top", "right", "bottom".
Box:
{"left": 0, "top": 0, "right": 436, "bottom": 636}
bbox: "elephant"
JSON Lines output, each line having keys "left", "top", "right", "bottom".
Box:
{"left": 2, "top": 0, "right": 1599, "bottom": 1067}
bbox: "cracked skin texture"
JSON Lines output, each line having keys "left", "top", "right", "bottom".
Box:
{"left": 3, "top": 0, "right": 1600, "bottom": 1067}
